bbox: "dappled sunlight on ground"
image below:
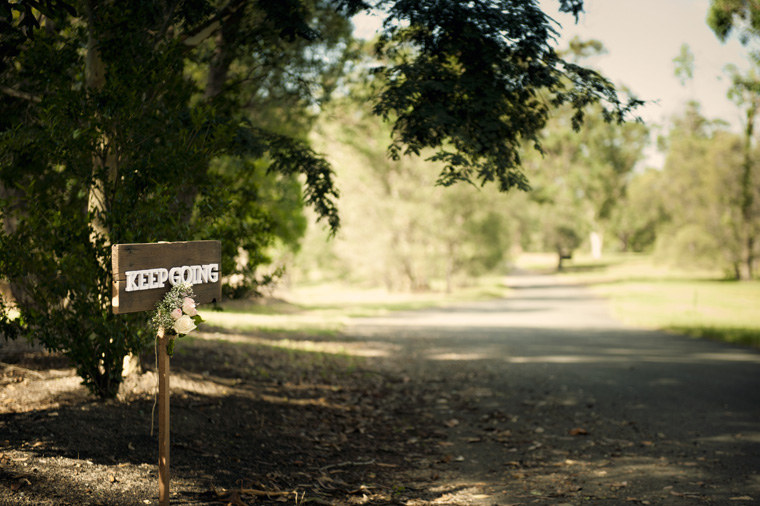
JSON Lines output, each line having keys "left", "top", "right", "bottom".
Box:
{"left": 491, "top": 348, "right": 760, "bottom": 365}
{"left": 699, "top": 432, "right": 760, "bottom": 444}
{"left": 0, "top": 372, "right": 86, "bottom": 414}
{"left": 426, "top": 352, "right": 491, "bottom": 361}
{"left": 3, "top": 269, "right": 758, "bottom": 505}
{"left": 339, "top": 273, "right": 760, "bottom": 505}
{"left": 194, "top": 330, "right": 398, "bottom": 358}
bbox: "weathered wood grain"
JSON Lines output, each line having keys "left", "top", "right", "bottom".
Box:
{"left": 112, "top": 241, "right": 221, "bottom": 314}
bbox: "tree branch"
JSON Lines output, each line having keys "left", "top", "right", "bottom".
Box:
{"left": 180, "top": 0, "right": 245, "bottom": 48}
{"left": 1, "top": 86, "right": 42, "bottom": 103}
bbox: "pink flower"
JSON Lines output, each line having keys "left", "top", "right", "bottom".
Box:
{"left": 170, "top": 308, "right": 183, "bottom": 320}
{"left": 182, "top": 297, "right": 197, "bottom": 317}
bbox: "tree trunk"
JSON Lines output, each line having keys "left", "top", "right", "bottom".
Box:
{"left": 739, "top": 98, "right": 757, "bottom": 280}
{"left": 172, "top": 1, "right": 247, "bottom": 223}
{"left": 557, "top": 250, "right": 566, "bottom": 272}
{"left": 85, "top": 2, "right": 132, "bottom": 389}
{"left": 0, "top": 183, "right": 31, "bottom": 308}
{"left": 85, "top": 0, "right": 116, "bottom": 247}
{"left": 445, "top": 242, "right": 455, "bottom": 294}
{"left": 745, "top": 236, "right": 755, "bottom": 280}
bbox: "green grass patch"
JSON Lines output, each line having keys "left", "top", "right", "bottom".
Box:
{"left": 200, "top": 310, "right": 346, "bottom": 335}
{"left": 665, "top": 326, "right": 760, "bottom": 347}
{"left": 556, "top": 254, "right": 760, "bottom": 348}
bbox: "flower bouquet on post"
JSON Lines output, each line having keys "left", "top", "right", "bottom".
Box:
{"left": 152, "top": 283, "right": 204, "bottom": 356}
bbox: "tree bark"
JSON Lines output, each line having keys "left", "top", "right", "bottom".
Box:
{"left": 0, "top": 183, "right": 30, "bottom": 307}
{"left": 85, "top": 0, "right": 117, "bottom": 249}
{"left": 739, "top": 98, "right": 757, "bottom": 280}
{"left": 174, "top": 0, "right": 247, "bottom": 223}
{"left": 204, "top": 1, "right": 246, "bottom": 101}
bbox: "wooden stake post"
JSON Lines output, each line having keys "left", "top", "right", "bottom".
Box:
{"left": 157, "top": 326, "right": 171, "bottom": 505}
{"left": 112, "top": 241, "right": 222, "bottom": 506}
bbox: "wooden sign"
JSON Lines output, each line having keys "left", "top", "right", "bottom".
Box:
{"left": 112, "top": 240, "right": 222, "bottom": 314}
{"left": 112, "top": 240, "right": 221, "bottom": 506}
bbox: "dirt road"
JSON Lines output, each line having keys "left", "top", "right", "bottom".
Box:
{"left": 2, "top": 273, "right": 759, "bottom": 506}
{"left": 346, "top": 273, "right": 760, "bottom": 505}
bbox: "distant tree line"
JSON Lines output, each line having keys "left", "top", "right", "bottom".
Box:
{"left": 297, "top": 30, "right": 759, "bottom": 285}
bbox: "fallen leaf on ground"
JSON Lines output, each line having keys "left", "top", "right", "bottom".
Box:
{"left": 239, "top": 488, "right": 295, "bottom": 497}
{"left": 569, "top": 427, "right": 588, "bottom": 436}
{"left": 221, "top": 490, "right": 249, "bottom": 506}
{"left": 10, "top": 478, "right": 31, "bottom": 492}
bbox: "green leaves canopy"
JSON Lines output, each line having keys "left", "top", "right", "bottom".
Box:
{"left": 707, "top": 0, "right": 760, "bottom": 45}
{"left": 373, "top": 0, "right": 641, "bottom": 191}
{"left": 0, "top": 0, "right": 349, "bottom": 397}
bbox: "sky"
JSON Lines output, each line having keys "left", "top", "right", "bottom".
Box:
{"left": 352, "top": 0, "right": 756, "bottom": 168}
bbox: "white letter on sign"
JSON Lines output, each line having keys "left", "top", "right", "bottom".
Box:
{"left": 191, "top": 265, "right": 202, "bottom": 284}
{"left": 124, "top": 269, "right": 170, "bottom": 291}
{"left": 148, "top": 270, "right": 158, "bottom": 289}
{"left": 199, "top": 264, "right": 211, "bottom": 283}
{"left": 126, "top": 271, "right": 140, "bottom": 292}
{"left": 181, "top": 266, "right": 192, "bottom": 283}
{"left": 168, "top": 267, "right": 182, "bottom": 286}
{"left": 138, "top": 271, "right": 149, "bottom": 290}
{"left": 126, "top": 264, "right": 220, "bottom": 289}
{"left": 158, "top": 269, "right": 169, "bottom": 286}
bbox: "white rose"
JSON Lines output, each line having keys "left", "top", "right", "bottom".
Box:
{"left": 173, "top": 314, "right": 197, "bottom": 335}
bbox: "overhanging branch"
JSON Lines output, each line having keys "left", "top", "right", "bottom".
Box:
{"left": 1, "top": 86, "right": 42, "bottom": 103}
{"left": 180, "top": 0, "right": 245, "bottom": 47}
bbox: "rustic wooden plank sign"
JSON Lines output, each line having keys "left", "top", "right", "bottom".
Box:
{"left": 112, "top": 240, "right": 221, "bottom": 506}
{"left": 112, "top": 240, "right": 222, "bottom": 314}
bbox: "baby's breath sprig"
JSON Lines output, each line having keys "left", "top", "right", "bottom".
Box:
{"left": 152, "top": 282, "right": 204, "bottom": 356}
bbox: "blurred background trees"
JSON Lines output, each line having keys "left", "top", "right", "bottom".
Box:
{"left": 296, "top": 17, "right": 760, "bottom": 287}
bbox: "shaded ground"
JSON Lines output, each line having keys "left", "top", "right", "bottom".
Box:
{"left": 0, "top": 334, "right": 449, "bottom": 506}
{"left": 1, "top": 274, "right": 759, "bottom": 505}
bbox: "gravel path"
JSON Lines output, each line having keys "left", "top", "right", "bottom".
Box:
{"left": 346, "top": 273, "right": 760, "bottom": 505}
